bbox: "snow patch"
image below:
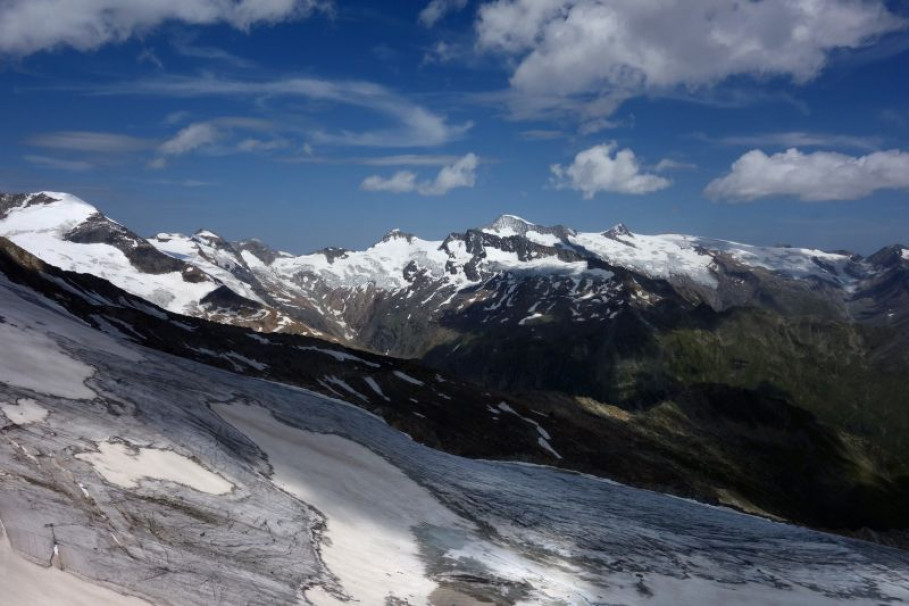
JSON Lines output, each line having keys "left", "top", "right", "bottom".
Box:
{"left": 298, "top": 346, "right": 380, "bottom": 368}
{"left": 519, "top": 312, "right": 543, "bottom": 325}
{"left": 0, "top": 321, "right": 96, "bottom": 399}
{"left": 363, "top": 376, "right": 390, "bottom": 401}
{"left": 0, "top": 398, "right": 48, "bottom": 425}
{"left": 393, "top": 370, "right": 424, "bottom": 386}
{"left": 213, "top": 404, "right": 470, "bottom": 606}
{"left": 76, "top": 441, "right": 234, "bottom": 495}
{"left": 0, "top": 518, "right": 151, "bottom": 606}
{"left": 321, "top": 376, "right": 368, "bottom": 401}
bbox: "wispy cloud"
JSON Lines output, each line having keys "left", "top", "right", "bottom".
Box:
{"left": 171, "top": 37, "right": 257, "bottom": 69}
{"left": 357, "top": 154, "right": 468, "bottom": 167}
{"left": 419, "top": 0, "right": 468, "bottom": 27}
{"left": 91, "top": 75, "right": 472, "bottom": 148}
{"left": 717, "top": 131, "right": 883, "bottom": 151}
{"left": 0, "top": 0, "right": 330, "bottom": 55}
{"left": 520, "top": 130, "right": 566, "bottom": 141}
{"left": 653, "top": 159, "right": 697, "bottom": 173}
{"left": 158, "top": 123, "right": 221, "bottom": 157}
{"left": 137, "top": 48, "right": 164, "bottom": 70}
{"left": 152, "top": 117, "right": 279, "bottom": 167}
{"left": 163, "top": 110, "right": 192, "bottom": 126}
{"left": 24, "top": 154, "right": 93, "bottom": 172}
{"left": 27, "top": 131, "right": 154, "bottom": 153}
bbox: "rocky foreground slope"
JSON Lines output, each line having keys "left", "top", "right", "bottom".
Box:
{"left": 3, "top": 191, "right": 909, "bottom": 540}
{"left": 1, "top": 229, "right": 909, "bottom": 604}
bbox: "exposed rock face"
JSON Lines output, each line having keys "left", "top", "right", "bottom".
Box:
{"left": 1, "top": 237, "right": 909, "bottom": 605}
{"left": 3, "top": 193, "right": 909, "bottom": 539}
{"left": 65, "top": 213, "right": 188, "bottom": 275}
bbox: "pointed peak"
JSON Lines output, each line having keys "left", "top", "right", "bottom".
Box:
{"left": 605, "top": 223, "right": 632, "bottom": 238}
{"left": 1, "top": 191, "right": 97, "bottom": 214}
{"left": 866, "top": 244, "right": 909, "bottom": 267}
{"left": 235, "top": 238, "right": 288, "bottom": 265}
{"left": 488, "top": 214, "right": 534, "bottom": 228}
{"left": 482, "top": 214, "right": 536, "bottom": 237}
{"left": 496, "top": 213, "right": 534, "bottom": 225}
{"left": 379, "top": 228, "right": 417, "bottom": 244}
{"left": 193, "top": 228, "right": 224, "bottom": 241}
{"left": 153, "top": 232, "right": 188, "bottom": 242}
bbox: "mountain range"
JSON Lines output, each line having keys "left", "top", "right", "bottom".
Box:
{"left": 3, "top": 228, "right": 909, "bottom": 604}
{"left": 2, "top": 190, "right": 909, "bottom": 543}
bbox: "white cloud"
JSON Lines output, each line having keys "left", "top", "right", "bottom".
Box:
{"left": 419, "top": 0, "right": 468, "bottom": 27}
{"left": 361, "top": 171, "right": 419, "bottom": 194}
{"left": 159, "top": 122, "right": 221, "bottom": 156}
{"left": 476, "top": 0, "right": 906, "bottom": 118}
{"left": 551, "top": 142, "right": 670, "bottom": 198}
{"left": 426, "top": 152, "right": 478, "bottom": 194}
{"left": 421, "top": 40, "right": 460, "bottom": 65}
{"left": 361, "top": 153, "right": 479, "bottom": 196}
{"left": 717, "top": 131, "right": 883, "bottom": 151}
{"left": 0, "top": 0, "right": 327, "bottom": 55}
{"left": 96, "top": 75, "right": 471, "bottom": 148}
{"left": 152, "top": 117, "right": 277, "bottom": 166}
{"left": 27, "top": 131, "right": 154, "bottom": 152}
{"left": 654, "top": 158, "right": 697, "bottom": 172}
{"left": 359, "top": 154, "right": 466, "bottom": 167}
{"left": 520, "top": 130, "right": 566, "bottom": 141}
{"left": 171, "top": 38, "right": 256, "bottom": 68}
{"left": 236, "top": 138, "right": 289, "bottom": 151}
{"left": 163, "top": 110, "right": 192, "bottom": 126}
{"left": 578, "top": 117, "right": 628, "bottom": 136}
{"left": 24, "top": 154, "right": 93, "bottom": 172}
{"left": 137, "top": 47, "right": 164, "bottom": 70}
{"left": 705, "top": 148, "right": 909, "bottom": 202}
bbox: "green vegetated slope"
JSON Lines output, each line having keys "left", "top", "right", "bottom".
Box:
{"left": 423, "top": 297, "right": 909, "bottom": 537}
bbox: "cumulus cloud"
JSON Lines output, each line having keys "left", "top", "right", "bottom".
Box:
{"left": 419, "top": 0, "right": 468, "bottom": 27}
{"left": 361, "top": 153, "right": 479, "bottom": 196}
{"left": 476, "top": 0, "right": 906, "bottom": 118}
{"left": 551, "top": 142, "right": 670, "bottom": 198}
{"left": 361, "top": 171, "right": 419, "bottom": 194}
{"left": 705, "top": 148, "right": 909, "bottom": 202}
{"left": 0, "top": 0, "right": 327, "bottom": 55}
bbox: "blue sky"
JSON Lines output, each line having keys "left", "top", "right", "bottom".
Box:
{"left": 1, "top": 0, "right": 908, "bottom": 254}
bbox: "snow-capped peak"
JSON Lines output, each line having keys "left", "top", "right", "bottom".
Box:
{"left": 380, "top": 228, "right": 416, "bottom": 244}
{"left": 605, "top": 223, "right": 632, "bottom": 238}
{"left": 482, "top": 214, "right": 536, "bottom": 237}
{"left": 0, "top": 191, "right": 99, "bottom": 236}
{"left": 194, "top": 229, "right": 224, "bottom": 241}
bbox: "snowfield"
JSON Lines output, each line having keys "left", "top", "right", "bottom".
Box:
{"left": 0, "top": 261, "right": 908, "bottom": 604}
{"left": 0, "top": 192, "right": 873, "bottom": 354}
{"left": 0, "top": 193, "right": 220, "bottom": 315}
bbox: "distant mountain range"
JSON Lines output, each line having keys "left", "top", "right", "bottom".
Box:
{"left": 3, "top": 230, "right": 909, "bottom": 605}
{"left": 3, "top": 190, "right": 909, "bottom": 540}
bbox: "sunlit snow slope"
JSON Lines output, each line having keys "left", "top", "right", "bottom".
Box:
{"left": 0, "top": 231, "right": 908, "bottom": 605}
